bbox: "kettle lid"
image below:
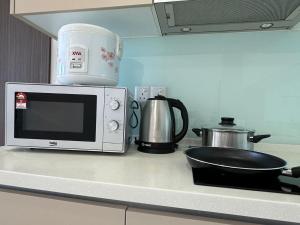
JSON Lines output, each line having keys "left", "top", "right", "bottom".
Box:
{"left": 148, "top": 95, "right": 167, "bottom": 100}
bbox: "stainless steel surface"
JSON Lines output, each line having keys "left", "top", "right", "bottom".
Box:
{"left": 139, "top": 100, "right": 173, "bottom": 143}
{"left": 209, "top": 128, "right": 253, "bottom": 133}
{"left": 202, "top": 129, "right": 255, "bottom": 150}
{"left": 137, "top": 96, "right": 189, "bottom": 153}
{"left": 193, "top": 117, "right": 271, "bottom": 150}
{"left": 154, "top": 0, "right": 300, "bottom": 35}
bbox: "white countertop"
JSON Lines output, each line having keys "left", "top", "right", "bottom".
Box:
{"left": 0, "top": 143, "right": 300, "bottom": 223}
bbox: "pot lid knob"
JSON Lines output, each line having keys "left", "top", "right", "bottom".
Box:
{"left": 219, "top": 117, "right": 236, "bottom": 126}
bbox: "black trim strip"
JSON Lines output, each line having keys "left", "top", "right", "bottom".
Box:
{"left": 14, "top": 92, "right": 97, "bottom": 142}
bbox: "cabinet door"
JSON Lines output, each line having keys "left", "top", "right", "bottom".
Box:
{"left": 0, "top": 0, "right": 50, "bottom": 146}
{"left": 0, "top": 189, "right": 126, "bottom": 225}
{"left": 12, "top": 0, "right": 152, "bottom": 14}
{"left": 126, "top": 208, "right": 260, "bottom": 225}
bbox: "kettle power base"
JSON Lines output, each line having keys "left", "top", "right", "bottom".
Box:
{"left": 137, "top": 142, "right": 177, "bottom": 154}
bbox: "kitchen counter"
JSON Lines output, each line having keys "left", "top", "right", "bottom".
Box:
{"left": 0, "top": 143, "right": 299, "bottom": 223}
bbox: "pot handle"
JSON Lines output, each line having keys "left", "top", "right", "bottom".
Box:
{"left": 249, "top": 134, "right": 271, "bottom": 143}
{"left": 192, "top": 128, "right": 202, "bottom": 137}
{"left": 282, "top": 167, "right": 300, "bottom": 178}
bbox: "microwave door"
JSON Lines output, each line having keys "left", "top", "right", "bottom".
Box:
{"left": 14, "top": 93, "right": 97, "bottom": 143}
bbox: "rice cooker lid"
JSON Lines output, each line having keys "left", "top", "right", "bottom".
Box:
{"left": 58, "top": 23, "right": 117, "bottom": 37}
{"left": 203, "top": 117, "right": 255, "bottom": 133}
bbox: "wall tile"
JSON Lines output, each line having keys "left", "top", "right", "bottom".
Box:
{"left": 119, "top": 30, "right": 300, "bottom": 144}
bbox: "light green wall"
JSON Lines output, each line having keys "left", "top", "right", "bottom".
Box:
{"left": 119, "top": 30, "right": 300, "bottom": 144}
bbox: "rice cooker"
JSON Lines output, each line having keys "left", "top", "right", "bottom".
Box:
{"left": 56, "top": 23, "right": 123, "bottom": 86}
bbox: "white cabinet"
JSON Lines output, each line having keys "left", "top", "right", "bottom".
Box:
{"left": 0, "top": 189, "right": 126, "bottom": 225}
{"left": 0, "top": 188, "right": 263, "bottom": 225}
{"left": 12, "top": 0, "right": 152, "bottom": 14}
{"left": 126, "top": 208, "right": 260, "bottom": 225}
{"left": 10, "top": 0, "right": 161, "bottom": 38}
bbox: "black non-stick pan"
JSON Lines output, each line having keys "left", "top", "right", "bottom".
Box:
{"left": 185, "top": 147, "right": 300, "bottom": 178}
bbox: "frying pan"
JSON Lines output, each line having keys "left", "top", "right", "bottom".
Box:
{"left": 185, "top": 147, "right": 300, "bottom": 178}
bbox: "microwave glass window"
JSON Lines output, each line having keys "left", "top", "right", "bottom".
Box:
{"left": 15, "top": 93, "right": 97, "bottom": 141}
{"left": 22, "top": 101, "right": 84, "bottom": 133}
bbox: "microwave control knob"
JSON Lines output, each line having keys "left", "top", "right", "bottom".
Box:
{"left": 110, "top": 100, "right": 120, "bottom": 110}
{"left": 109, "top": 120, "right": 119, "bottom": 131}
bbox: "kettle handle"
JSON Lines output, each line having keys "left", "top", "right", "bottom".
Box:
{"left": 168, "top": 98, "right": 189, "bottom": 143}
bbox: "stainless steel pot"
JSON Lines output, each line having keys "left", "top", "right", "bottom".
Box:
{"left": 192, "top": 117, "right": 271, "bottom": 150}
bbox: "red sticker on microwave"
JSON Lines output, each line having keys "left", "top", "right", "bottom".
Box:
{"left": 16, "top": 92, "right": 28, "bottom": 109}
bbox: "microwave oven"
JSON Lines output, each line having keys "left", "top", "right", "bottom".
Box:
{"left": 5, "top": 83, "right": 133, "bottom": 153}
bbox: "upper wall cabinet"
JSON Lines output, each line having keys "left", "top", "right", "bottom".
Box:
{"left": 10, "top": 0, "right": 161, "bottom": 38}
{"left": 12, "top": 0, "right": 300, "bottom": 38}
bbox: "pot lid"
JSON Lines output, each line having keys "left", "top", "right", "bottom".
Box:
{"left": 203, "top": 117, "right": 255, "bottom": 133}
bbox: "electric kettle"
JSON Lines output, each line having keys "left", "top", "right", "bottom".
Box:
{"left": 136, "top": 95, "right": 189, "bottom": 154}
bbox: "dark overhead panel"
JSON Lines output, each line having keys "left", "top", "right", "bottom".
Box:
{"left": 154, "top": 0, "right": 300, "bottom": 35}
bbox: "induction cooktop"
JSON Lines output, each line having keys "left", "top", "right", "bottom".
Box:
{"left": 192, "top": 168, "right": 300, "bottom": 195}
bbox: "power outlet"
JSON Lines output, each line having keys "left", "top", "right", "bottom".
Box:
{"left": 134, "top": 86, "right": 150, "bottom": 102}
{"left": 150, "top": 86, "right": 167, "bottom": 98}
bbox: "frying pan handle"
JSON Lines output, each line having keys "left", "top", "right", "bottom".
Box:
{"left": 292, "top": 167, "right": 300, "bottom": 177}
{"left": 192, "top": 128, "right": 202, "bottom": 137}
{"left": 249, "top": 134, "right": 271, "bottom": 143}
{"left": 283, "top": 167, "right": 300, "bottom": 178}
